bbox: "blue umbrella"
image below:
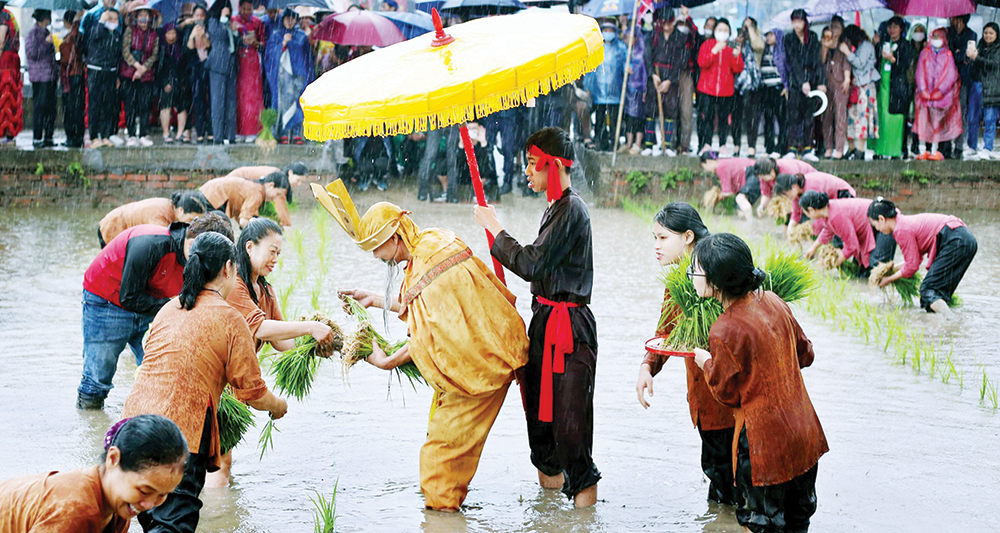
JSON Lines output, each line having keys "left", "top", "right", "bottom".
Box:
{"left": 10, "top": 0, "right": 83, "bottom": 10}
{"left": 438, "top": 0, "right": 526, "bottom": 18}
{"left": 414, "top": 0, "right": 446, "bottom": 13}
{"left": 148, "top": 0, "right": 182, "bottom": 24}
{"left": 581, "top": 0, "right": 633, "bottom": 18}
{"left": 377, "top": 10, "right": 434, "bottom": 40}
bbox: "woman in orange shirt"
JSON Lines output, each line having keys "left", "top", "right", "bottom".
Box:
{"left": 122, "top": 232, "right": 288, "bottom": 530}
{"left": 199, "top": 172, "right": 292, "bottom": 228}
{"left": 691, "top": 233, "right": 827, "bottom": 533}
{"left": 98, "top": 191, "right": 209, "bottom": 247}
{"left": 0, "top": 414, "right": 187, "bottom": 532}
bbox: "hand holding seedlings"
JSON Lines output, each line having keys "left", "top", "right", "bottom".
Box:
{"left": 366, "top": 341, "right": 411, "bottom": 371}
{"left": 339, "top": 288, "right": 384, "bottom": 310}
{"left": 694, "top": 348, "right": 712, "bottom": 370}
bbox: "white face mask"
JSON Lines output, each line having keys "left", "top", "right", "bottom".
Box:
{"left": 104, "top": 21, "right": 118, "bottom": 31}
{"left": 931, "top": 38, "right": 944, "bottom": 49}
{"left": 913, "top": 32, "right": 926, "bottom": 42}
{"left": 714, "top": 30, "right": 729, "bottom": 42}
{"left": 220, "top": 15, "right": 229, "bottom": 24}
{"left": 602, "top": 31, "right": 616, "bottom": 42}
{"left": 702, "top": 28, "right": 713, "bottom": 37}
{"left": 677, "top": 24, "right": 690, "bottom": 34}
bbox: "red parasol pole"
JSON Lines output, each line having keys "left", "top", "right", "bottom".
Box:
{"left": 460, "top": 123, "right": 507, "bottom": 284}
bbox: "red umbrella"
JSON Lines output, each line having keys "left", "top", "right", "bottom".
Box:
{"left": 885, "top": 0, "right": 975, "bottom": 18}
{"left": 312, "top": 10, "right": 405, "bottom": 47}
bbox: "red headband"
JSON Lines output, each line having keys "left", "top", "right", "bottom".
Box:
{"left": 528, "top": 145, "right": 573, "bottom": 203}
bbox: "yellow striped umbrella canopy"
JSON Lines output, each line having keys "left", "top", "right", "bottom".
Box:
{"left": 300, "top": 11, "right": 604, "bottom": 141}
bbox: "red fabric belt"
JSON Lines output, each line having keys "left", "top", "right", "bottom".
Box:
{"left": 536, "top": 296, "right": 579, "bottom": 423}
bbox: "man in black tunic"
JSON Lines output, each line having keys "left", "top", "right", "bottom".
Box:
{"left": 474, "top": 127, "right": 601, "bottom": 508}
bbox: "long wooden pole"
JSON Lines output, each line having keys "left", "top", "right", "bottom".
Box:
{"left": 611, "top": 0, "right": 641, "bottom": 166}
{"left": 460, "top": 123, "right": 506, "bottom": 285}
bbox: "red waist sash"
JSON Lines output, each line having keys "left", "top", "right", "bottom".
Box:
{"left": 536, "top": 296, "right": 580, "bottom": 423}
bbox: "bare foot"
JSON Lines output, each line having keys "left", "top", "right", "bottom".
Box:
{"left": 929, "top": 299, "right": 954, "bottom": 317}
{"left": 204, "top": 451, "right": 232, "bottom": 488}
{"left": 574, "top": 483, "right": 597, "bottom": 508}
{"left": 537, "top": 470, "right": 564, "bottom": 489}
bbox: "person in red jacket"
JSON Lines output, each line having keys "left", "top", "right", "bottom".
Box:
{"left": 696, "top": 18, "right": 744, "bottom": 155}
{"left": 76, "top": 213, "right": 233, "bottom": 410}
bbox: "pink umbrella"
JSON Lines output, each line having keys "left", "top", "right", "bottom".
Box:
{"left": 885, "top": 0, "right": 975, "bottom": 18}
{"left": 312, "top": 10, "right": 406, "bottom": 47}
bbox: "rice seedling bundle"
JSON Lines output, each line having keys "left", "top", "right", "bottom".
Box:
{"left": 259, "top": 202, "right": 280, "bottom": 223}
{"left": 766, "top": 195, "right": 792, "bottom": 221}
{"left": 271, "top": 313, "right": 346, "bottom": 400}
{"left": 787, "top": 221, "right": 815, "bottom": 247}
{"left": 814, "top": 244, "right": 842, "bottom": 270}
{"left": 217, "top": 388, "right": 255, "bottom": 453}
{"left": 701, "top": 186, "right": 720, "bottom": 210}
{"left": 869, "top": 261, "right": 922, "bottom": 305}
{"left": 339, "top": 294, "right": 425, "bottom": 387}
{"left": 658, "top": 248, "right": 815, "bottom": 350}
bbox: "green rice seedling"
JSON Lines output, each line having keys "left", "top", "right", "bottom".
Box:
{"left": 278, "top": 283, "right": 296, "bottom": 318}
{"left": 290, "top": 228, "right": 306, "bottom": 259}
{"left": 658, "top": 256, "right": 723, "bottom": 350}
{"left": 258, "top": 418, "right": 278, "bottom": 460}
{"left": 342, "top": 322, "right": 424, "bottom": 388}
{"left": 217, "top": 388, "right": 255, "bottom": 453}
{"left": 761, "top": 246, "right": 816, "bottom": 303}
{"left": 949, "top": 294, "right": 962, "bottom": 307}
{"left": 311, "top": 282, "right": 323, "bottom": 311}
{"left": 988, "top": 380, "right": 999, "bottom": 409}
{"left": 311, "top": 484, "right": 338, "bottom": 533}
{"left": 259, "top": 202, "right": 281, "bottom": 223}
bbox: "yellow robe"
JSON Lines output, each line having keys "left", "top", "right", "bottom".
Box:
{"left": 398, "top": 228, "right": 529, "bottom": 509}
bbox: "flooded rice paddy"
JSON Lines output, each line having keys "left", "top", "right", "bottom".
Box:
{"left": 0, "top": 188, "right": 997, "bottom": 532}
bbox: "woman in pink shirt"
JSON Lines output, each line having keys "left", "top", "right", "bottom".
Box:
{"left": 799, "top": 192, "right": 897, "bottom": 276}
{"left": 868, "top": 198, "right": 977, "bottom": 314}
{"left": 737, "top": 157, "right": 818, "bottom": 217}
{"left": 700, "top": 152, "right": 756, "bottom": 213}
{"left": 775, "top": 172, "right": 857, "bottom": 235}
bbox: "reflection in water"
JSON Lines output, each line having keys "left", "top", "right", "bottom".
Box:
{"left": 0, "top": 191, "right": 997, "bottom": 532}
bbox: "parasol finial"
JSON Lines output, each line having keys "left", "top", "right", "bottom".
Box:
{"left": 430, "top": 8, "right": 455, "bottom": 47}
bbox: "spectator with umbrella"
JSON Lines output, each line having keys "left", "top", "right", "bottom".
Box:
{"left": 264, "top": 7, "right": 313, "bottom": 144}
{"left": 872, "top": 16, "right": 916, "bottom": 160}
{"left": 233, "top": 0, "right": 266, "bottom": 142}
{"left": 26, "top": 9, "right": 58, "bottom": 148}
{"left": 120, "top": 3, "right": 161, "bottom": 148}
{"left": 60, "top": 9, "right": 85, "bottom": 148}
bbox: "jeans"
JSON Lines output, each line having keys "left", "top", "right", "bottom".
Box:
{"left": 984, "top": 106, "right": 999, "bottom": 151}
{"left": 966, "top": 82, "right": 983, "bottom": 150}
{"left": 78, "top": 290, "right": 155, "bottom": 400}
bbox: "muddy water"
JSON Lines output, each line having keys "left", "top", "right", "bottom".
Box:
{"left": 0, "top": 190, "right": 997, "bottom": 532}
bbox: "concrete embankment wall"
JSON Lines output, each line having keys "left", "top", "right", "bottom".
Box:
{"left": 2, "top": 145, "right": 1000, "bottom": 211}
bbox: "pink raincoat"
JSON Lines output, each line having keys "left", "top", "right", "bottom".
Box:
{"left": 914, "top": 42, "right": 962, "bottom": 143}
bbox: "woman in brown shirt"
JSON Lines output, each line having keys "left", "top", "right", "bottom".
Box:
{"left": 122, "top": 232, "right": 288, "bottom": 531}
{"left": 0, "top": 414, "right": 187, "bottom": 533}
{"left": 635, "top": 203, "right": 737, "bottom": 506}
{"left": 223, "top": 161, "right": 307, "bottom": 186}
{"left": 206, "top": 217, "right": 334, "bottom": 488}
{"left": 199, "top": 172, "right": 292, "bottom": 228}
{"left": 98, "top": 191, "right": 209, "bottom": 247}
{"left": 691, "top": 233, "right": 828, "bottom": 533}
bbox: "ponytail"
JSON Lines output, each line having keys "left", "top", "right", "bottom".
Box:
{"left": 692, "top": 233, "right": 764, "bottom": 300}
{"left": 179, "top": 232, "right": 236, "bottom": 310}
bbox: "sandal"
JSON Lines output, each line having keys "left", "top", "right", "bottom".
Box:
{"left": 164, "top": 136, "right": 174, "bottom": 144}
{"left": 583, "top": 138, "right": 595, "bottom": 150}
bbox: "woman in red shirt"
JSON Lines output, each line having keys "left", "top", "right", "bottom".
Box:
{"left": 696, "top": 18, "right": 744, "bottom": 155}
{"left": 868, "top": 198, "right": 977, "bottom": 314}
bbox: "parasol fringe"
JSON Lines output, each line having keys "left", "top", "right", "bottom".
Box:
{"left": 303, "top": 53, "right": 603, "bottom": 141}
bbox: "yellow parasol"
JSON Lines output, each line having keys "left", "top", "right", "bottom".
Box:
{"left": 303, "top": 9, "right": 604, "bottom": 282}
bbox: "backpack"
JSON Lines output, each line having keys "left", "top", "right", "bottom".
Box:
{"left": 735, "top": 42, "right": 761, "bottom": 93}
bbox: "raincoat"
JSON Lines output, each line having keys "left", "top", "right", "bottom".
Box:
{"left": 264, "top": 10, "right": 313, "bottom": 137}
{"left": 915, "top": 44, "right": 962, "bottom": 142}
{"left": 583, "top": 35, "right": 626, "bottom": 105}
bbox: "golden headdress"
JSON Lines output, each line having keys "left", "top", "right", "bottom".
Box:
{"left": 311, "top": 180, "right": 419, "bottom": 252}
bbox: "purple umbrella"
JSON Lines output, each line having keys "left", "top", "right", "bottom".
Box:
{"left": 886, "top": 0, "right": 974, "bottom": 17}
{"left": 312, "top": 10, "right": 405, "bottom": 47}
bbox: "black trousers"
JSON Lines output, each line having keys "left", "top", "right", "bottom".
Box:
{"left": 699, "top": 425, "right": 737, "bottom": 506}
{"left": 87, "top": 68, "right": 119, "bottom": 140}
{"left": 920, "top": 226, "right": 978, "bottom": 311}
{"left": 697, "top": 94, "right": 733, "bottom": 149}
{"left": 64, "top": 75, "right": 86, "bottom": 147}
{"left": 139, "top": 409, "right": 213, "bottom": 532}
{"left": 592, "top": 103, "right": 618, "bottom": 151}
{"left": 521, "top": 339, "right": 601, "bottom": 499}
{"left": 786, "top": 89, "right": 814, "bottom": 152}
{"left": 123, "top": 79, "right": 154, "bottom": 138}
{"left": 761, "top": 85, "right": 786, "bottom": 154}
{"left": 731, "top": 88, "right": 761, "bottom": 151}
{"left": 735, "top": 428, "right": 818, "bottom": 533}
{"left": 189, "top": 65, "right": 210, "bottom": 138}
{"left": 32, "top": 80, "right": 57, "bottom": 142}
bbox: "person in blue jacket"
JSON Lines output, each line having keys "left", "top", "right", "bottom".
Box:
{"left": 264, "top": 7, "right": 314, "bottom": 144}
{"left": 583, "top": 19, "right": 627, "bottom": 151}
{"left": 206, "top": 1, "right": 237, "bottom": 144}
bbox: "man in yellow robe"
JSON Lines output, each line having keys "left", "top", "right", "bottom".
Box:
{"left": 320, "top": 183, "right": 528, "bottom": 512}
